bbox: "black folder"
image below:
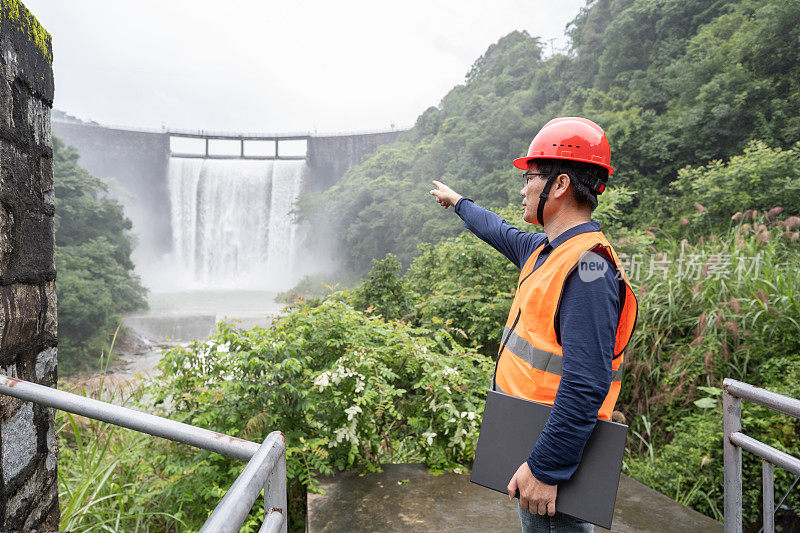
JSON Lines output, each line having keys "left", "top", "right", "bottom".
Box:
{"left": 470, "top": 390, "right": 628, "bottom": 529}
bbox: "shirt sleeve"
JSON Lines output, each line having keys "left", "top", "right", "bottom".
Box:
{"left": 454, "top": 198, "right": 546, "bottom": 269}
{"left": 526, "top": 254, "right": 621, "bottom": 485}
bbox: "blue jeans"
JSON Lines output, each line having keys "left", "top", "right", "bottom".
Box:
{"left": 518, "top": 505, "right": 594, "bottom": 533}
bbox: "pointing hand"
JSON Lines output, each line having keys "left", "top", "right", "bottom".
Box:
{"left": 430, "top": 181, "right": 463, "bottom": 209}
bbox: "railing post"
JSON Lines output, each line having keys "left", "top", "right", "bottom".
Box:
{"left": 200, "top": 432, "right": 285, "bottom": 533}
{"left": 264, "top": 434, "right": 287, "bottom": 533}
{"left": 723, "top": 382, "right": 743, "bottom": 533}
{"left": 762, "top": 460, "right": 774, "bottom": 533}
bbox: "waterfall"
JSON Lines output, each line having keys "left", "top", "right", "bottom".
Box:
{"left": 167, "top": 158, "right": 305, "bottom": 289}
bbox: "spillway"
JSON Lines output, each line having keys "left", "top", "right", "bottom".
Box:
{"left": 167, "top": 158, "right": 305, "bottom": 289}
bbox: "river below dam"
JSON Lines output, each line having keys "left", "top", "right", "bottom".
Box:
{"left": 112, "top": 289, "right": 288, "bottom": 378}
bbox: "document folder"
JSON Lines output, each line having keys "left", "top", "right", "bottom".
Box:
{"left": 470, "top": 390, "right": 628, "bottom": 529}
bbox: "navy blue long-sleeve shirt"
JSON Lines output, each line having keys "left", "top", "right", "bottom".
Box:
{"left": 455, "top": 198, "right": 620, "bottom": 485}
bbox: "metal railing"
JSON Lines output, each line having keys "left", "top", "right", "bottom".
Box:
{"left": 52, "top": 116, "right": 410, "bottom": 139}
{"left": 723, "top": 378, "right": 800, "bottom": 533}
{"left": 170, "top": 133, "right": 309, "bottom": 161}
{"left": 0, "top": 375, "right": 287, "bottom": 533}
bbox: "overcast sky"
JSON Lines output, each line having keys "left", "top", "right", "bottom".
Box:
{"left": 26, "top": 0, "right": 584, "bottom": 134}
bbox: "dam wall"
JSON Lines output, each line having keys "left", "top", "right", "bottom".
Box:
{"left": 51, "top": 121, "right": 172, "bottom": 259}
{"left": 306, "top": 130, "right": 404, "bottom": 192}
{"left": 51, "top": 121, "right": 404, "bottom": 263}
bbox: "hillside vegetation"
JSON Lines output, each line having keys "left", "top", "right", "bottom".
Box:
{"left": 54, "top": 136, "right": 148, "bottom": 373}
{"left": 299, "top": 0, "right": 800, "bottom": 276}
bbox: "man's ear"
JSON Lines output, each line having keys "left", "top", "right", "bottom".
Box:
{"left": 551, "top": 173, "right": 571, "bottom": 199}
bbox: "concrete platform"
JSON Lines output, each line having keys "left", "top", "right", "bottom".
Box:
{"left": 307, "top": 464, "right": 722, "bottom": 532}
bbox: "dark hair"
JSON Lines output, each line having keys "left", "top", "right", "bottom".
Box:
{"left": 533, "top": 158, "right": 609, "bottom": 212}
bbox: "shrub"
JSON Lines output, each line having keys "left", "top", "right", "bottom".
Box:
{"left": 349, "top": 253, "right": 411, "bottom": 321}
{"left": 148, "top": 299, "right": 493, "bottom": 530}
{"left": 670, "top": 141, "right": 800, "bottom": 232}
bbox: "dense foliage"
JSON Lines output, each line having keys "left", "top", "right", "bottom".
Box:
{"left": 620, "top": 218, "right": 800, "bottom": 522}
{"left": 137, "top": 301, "right": 492, "bottom": 531}
{"left": 299, "top": 0, "right": 800, "bottom": 276}
{"left": 54, "top": 136, "right": 148, "bottom": 373}
{"left": 671, "top": 141, "right": 800, "bottom": 233}
{"left": 349, "top": 253, "right": 412, "bottom": 321}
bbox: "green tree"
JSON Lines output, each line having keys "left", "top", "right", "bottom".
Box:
{"left": 403, "top": 208, "right": 526, "bottom": 357}
{"left": 54, "top": 136, "right": 148, "bottom": 373}
{"left": 349, "top": 253, "right": 411, "bottom": 321}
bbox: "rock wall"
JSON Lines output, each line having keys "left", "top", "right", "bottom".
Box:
{"left": 0, "top": 1, "right": 59, "bottom": 530}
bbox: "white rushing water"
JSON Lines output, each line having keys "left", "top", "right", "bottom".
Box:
{"left": 166, "top": 158, "right": 306, "bottom": 289}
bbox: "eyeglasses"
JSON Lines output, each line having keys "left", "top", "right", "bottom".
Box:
{"left": 522, "top": 171, "right": 549, "bottom": 188}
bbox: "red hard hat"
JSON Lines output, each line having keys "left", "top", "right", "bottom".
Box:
{"left": 513, "top": 117, "right": 614, "bottom": 175}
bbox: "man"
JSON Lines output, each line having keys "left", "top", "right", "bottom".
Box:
{"left": 429, "top": 117, "right": 638, "bottom": 533}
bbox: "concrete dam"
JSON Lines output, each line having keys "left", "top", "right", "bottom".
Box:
{"left": 51, "top": 119, "right": 403, "bottom": 290}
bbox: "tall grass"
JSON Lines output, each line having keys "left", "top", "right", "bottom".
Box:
{"left": 619, "top": 213, "right": 800, "bottom": 525}
{"left": 58, "top": 323, "right": 186, "bottom": 532}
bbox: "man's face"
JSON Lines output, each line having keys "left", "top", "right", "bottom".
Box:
{"left": 521, "top": 162, "right": 548, "bottom": 225}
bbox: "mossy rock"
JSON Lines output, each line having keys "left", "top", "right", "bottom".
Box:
{"left": 1, "top": 0, "right": 54, "bottom": 102}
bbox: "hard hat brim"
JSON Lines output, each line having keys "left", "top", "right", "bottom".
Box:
{"left": 513, "top": 155, "right": 615, "bottom": 175}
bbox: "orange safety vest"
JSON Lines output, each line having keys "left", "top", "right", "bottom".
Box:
{"left": 494, "top": 230, "right": 638, "bottom": 421}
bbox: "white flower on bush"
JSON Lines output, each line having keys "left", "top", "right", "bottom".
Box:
{"left": 331, "top": 365, "right": 360, "bottom": 384}
{"left": 460, "top": 411, "right": 476, "bottom": 420}
{"left": 314, "top": 372, "right": 331, "bottom": 391}
{"left": 345, "top": 405, "right": 363, "bottom": 420}
{"left": 442, "top": 366, "right": 459, "bottom": 377}
{"left": 422, "top": 431, "right": 437, "bottom": 445}
{"left": 333, "top": 423, "right": 358, "bottom": 445}
{"left": 354, "top": 378, "right": 365, "bottom": 393}
{"left": 216, "top": 342, "right": 231, "bottom": 354}
{"left": 443, "top": 385, "right": 451, "bottom": 394}
{"left": 356, "top": 348, "right": 367, "bottom": 361}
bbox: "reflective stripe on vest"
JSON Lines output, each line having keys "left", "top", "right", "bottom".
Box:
{"left": 494, "top": 230, "right": 638, "bottom": 421}
{"left": 500, "top": 326, "right": 625, "bottom": 381}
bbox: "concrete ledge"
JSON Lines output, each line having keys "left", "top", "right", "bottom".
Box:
{"left": 307, "top": 464, "right": 723, "bottom": 532}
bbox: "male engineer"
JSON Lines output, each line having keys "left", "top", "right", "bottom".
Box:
{"left": 430, "top": 117, "right": 637, "bottom": 533}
